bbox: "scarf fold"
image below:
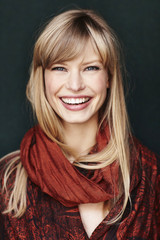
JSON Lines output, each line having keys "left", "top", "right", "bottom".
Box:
{"left": 20, "top": 124, "right": 119, "bottom": 207}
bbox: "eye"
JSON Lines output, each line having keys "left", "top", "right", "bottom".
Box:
{"left": 51, "top": 67, "right": 66, "bottom": 71}
{"left": 85, "top": 66, "right": 100, "bottom": 71}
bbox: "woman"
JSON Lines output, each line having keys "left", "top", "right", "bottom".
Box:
{"left": 0, "top": 9, "right": 159, "bottom": 239}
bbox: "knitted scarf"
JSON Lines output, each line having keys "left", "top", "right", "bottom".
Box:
{"left": 20, "top": 124, "right": 119, "bottom": 207}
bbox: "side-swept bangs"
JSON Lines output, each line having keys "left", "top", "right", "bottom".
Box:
{"left": 33, "top": 10, "right": 117, "bottom": 72}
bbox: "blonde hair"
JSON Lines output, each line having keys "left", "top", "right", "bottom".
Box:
{"left": 1, "top": 9, "right": 132, "bottom": 223}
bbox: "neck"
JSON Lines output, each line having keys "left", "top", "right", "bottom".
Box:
{"left": 62, "top": 118, "right": 98, "bottom": 157}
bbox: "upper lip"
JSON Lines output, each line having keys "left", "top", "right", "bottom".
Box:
{"left": 60, "top": 95, "right": 91, "bottom": 98}
{"left": 60, "top": 96, "right": 91, "bottom": 104}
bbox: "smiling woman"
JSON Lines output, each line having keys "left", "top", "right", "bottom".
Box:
{"left": 44, "top": 40, "right": 108, "bottom": 126}
{"left": 0, "top": 9, "right": 160, "bottom": 240}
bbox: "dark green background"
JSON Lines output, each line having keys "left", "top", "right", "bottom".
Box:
{"left": 0, "top": 0, "right": 160, "bottom": 157}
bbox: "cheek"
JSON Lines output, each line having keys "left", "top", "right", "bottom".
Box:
{"left": 44, "top": 74, "right": 60, "bottom": 99}
{"left": 93, "top": 77, "right": 108, "bottom": 95}
{"left": 45, "top": 80, "right": 53, "bottom": 103}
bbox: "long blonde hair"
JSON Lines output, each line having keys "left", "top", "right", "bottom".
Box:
{"left": 1, "top": 9, "right": 131, "bottom": 223}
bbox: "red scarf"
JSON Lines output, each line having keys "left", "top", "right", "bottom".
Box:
{"left": 20, "top": 124, "right": 119, "bottom": 207}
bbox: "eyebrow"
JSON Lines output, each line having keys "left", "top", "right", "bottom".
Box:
{"left": 51, "top": 59, "right": 103, "bottom": 66}
{"left": 81, "top": 59, "right": 103, "bottom": 66}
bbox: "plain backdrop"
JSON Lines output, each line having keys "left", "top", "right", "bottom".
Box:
{"left": 0, "top": 0, "right": 160, "bottom": 157}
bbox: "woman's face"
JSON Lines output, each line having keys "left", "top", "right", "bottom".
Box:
{"left": 44, "top": 41, "right": 109, "bottom": 126}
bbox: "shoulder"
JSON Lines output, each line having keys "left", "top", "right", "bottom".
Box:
{"left": 130, "top": 137, "right": 160, "bottom": 201}
{"left": 131, "top": 138, "right": 160, "bottom": 231}
{"left": 0, "top": 150, "right": 21, "bottom": 196}
{"left": 0, "top": 150, "right": 21, "bottom": 163}
{"left": 132, "top": 137, "right": 159, "bottom": 173}
{"left": 0, "top": 150, "right": 28, "bottom": 216}
{"left": 0, "top": 150, "right": 21, "bottom": 175}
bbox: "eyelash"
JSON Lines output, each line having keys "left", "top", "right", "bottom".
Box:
{"left": 51, "top": 67, "right": 66, "bottom": 71}
{"left": 85, "top": 66, "right": 100, "bottom": 71}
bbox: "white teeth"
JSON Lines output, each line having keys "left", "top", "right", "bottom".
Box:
{"left": 61, "top": 97, "right": 90, "bottom": 105}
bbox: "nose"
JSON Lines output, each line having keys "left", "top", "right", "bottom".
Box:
{"left": 66, "top": 70, "right": 85, "bottom": 92}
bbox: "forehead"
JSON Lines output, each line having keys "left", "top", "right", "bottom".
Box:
{"left": 78, "top": 40, "right": 101, "bottom": 61}
{"left": 53, "top": 40, "right": 102, "bottom": 66}
{"left": 42, "top": 24, "right": 106, "bottom": 69}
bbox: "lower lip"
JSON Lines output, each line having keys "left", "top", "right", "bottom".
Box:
{"left": 60, "top": 99, "right": 92, "bottom": 111}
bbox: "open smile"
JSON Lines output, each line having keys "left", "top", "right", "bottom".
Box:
{"left": 61, "top": 97, "right": 90, "bottom": 105}
{"left": 60, "top": 96, "right": 92, "bottom": 111}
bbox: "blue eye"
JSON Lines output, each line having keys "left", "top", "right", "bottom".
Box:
{"left": 86, "top": 66, "right": 100, "bottom": 71}
{"left": 51, "top": 67, "right": 66, "bottom": 71}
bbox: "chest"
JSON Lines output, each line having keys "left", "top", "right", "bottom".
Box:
{"left": 78, "top": 202, "right": 109, "bottom": 238}
{"left": 2, "top": 179, "right": 158, "bottom": 240}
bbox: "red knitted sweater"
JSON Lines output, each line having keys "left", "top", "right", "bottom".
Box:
{"left": 0, "top": 139, "right": 160, "bottom": 239}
